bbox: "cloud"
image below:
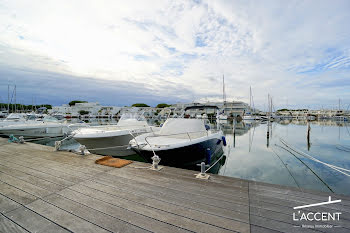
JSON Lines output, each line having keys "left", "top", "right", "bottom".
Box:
{"left": 0, "top": 0, "right": 349, "bottom": 108}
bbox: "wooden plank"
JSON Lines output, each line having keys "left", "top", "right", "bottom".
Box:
{"left": 80, "top": 180, "right": 248, "bottom": 222}
{"left": 3, "top": 151, "right": 110, "bottom": 175}
{"left": 0, "top": 157, "right": 85, "bottom": 183}
{"left": 0, "top": 173, "right": 53, "bottom": 198}
{"left": 0, "top": 160, "right": 75, "bottom": 187}
{"left": 0, "top": 182, "right": 37, "bottom": 205}
{"left": 0, "top": 155, "right": 95, "bottom": 181}
{"left": 68, "top": 181, "right": 250, "bottom": 231}
{"left": 4, "top": 207, "right": 70, "bottom": 233}
{"left": 0, "top": 195, "right": 21, "bottom": 214}
{"left": 25, "top": 199, "right": 110, "bottom": 233}
{"left": 0, "top": 166, "right": 64, "bottom": 193}
{"left": 60, "top": 186, "right": 239, "bottom": 233}
{"left": 46, "top": 192, "right": 186, "bottom": 233}
{"left": 0, "top": 214, "right": 28, "bottom": 233}
{"left": 92, "top": 174, "right": 249, "bottom": 213}
{"left": 103, "top": 169, "right": 249, "bottom": 205}
{"left": 115, "top": 166, "right": 248, "bottom": 196}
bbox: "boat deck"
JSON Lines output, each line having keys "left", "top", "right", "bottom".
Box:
{"left": 0, "top": 137, "right": 349, "bottom": 233}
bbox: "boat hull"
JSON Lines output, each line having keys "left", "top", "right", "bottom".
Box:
{"left": 132, "top": 137, "right": 224, "bottom": 169}
{"left": 0, "top": 126, "right": 65, "bottom": 139}
{"left": 74, "top": 134, "right": 136, "bottom": 156}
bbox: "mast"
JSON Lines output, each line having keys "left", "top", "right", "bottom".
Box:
{"left": 222, "top": 75, "right": 226, "bottom": 105}
{"left": 14, "top": 85, "right": 16, "bottom": 113}
{"left": 7, "top": 84, "right": 9, "bottom": 114}
{"left": 249, "top": 86, "right": 252, "bottom": 112}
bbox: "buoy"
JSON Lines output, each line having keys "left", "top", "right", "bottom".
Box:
{"left": 206, "top": 148, "right": 211, "bottom": 164}
{"left": 222, "top": 136, "right": 227, "bottom": 146}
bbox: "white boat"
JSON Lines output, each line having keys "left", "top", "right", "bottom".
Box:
{"left": 0, "top": 116, "right": 86, "bottom": 139}
{"left": 243, "top": 86, "right": 261, "bottom": 121}
{"left": 0, "top": 111, "right": 7, "bottom": 118}
{"left": 73, "top": 113, "right": 158, "bottom": 156}
{"left": 0, "top": 113, "right": 30, "bottom": 127}
{"left": 242, "top": 114, "right": 261, "bottom": 120}
{"left": 129, "top": 118, "right": 226, "bottom": 168}
{"left": 217, "top": 114, "right": 228, "bottom": 120}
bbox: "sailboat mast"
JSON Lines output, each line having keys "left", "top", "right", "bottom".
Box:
{"left": 249, "top": 86, "right": 252, "bottom": 111}
{"left": 14, "top": 85, "right": 16, "bottom": 113}
{"left": 222, "top": 75, "right": 226, "bottom": 105}
{"left": 7, "top": 84, "right": 9, "bottom": 114}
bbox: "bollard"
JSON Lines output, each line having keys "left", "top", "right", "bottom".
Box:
{"left": 18, "top": 136, "right": 25, "bottom": 144}
{"left": 196, "top": 162, "right": 210, "bottom": 180}
{"left": 79, "top": 145, "right": 86, "bottom": 155}
{"left": 54, "top": 141, "right": 62, "bottom": 151}
{"left": 201, "top": 162, "right": 206, "bottom": 174}
{"left": 150, "top": 154, "right": 162, "bottom": 170}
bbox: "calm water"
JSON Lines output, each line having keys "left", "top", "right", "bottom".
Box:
{"left": 219, "top": 120, "right": 350, "bottom": 195}
{"left": 11, "top": 118, "right": 350, "bottom": 195}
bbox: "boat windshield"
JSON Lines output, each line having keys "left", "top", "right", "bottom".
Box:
{"left": 4, "top": 113, "right": 27, "bottom": 121}
{"left": 117, "top": 113, "right": 148, "bottom": 127}
{"left": 43, "top": 116, "right": 59, "bottom": 122}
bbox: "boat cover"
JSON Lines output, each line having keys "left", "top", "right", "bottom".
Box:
{"left": 159, "top": 118, "right": 206, "bottom": 135}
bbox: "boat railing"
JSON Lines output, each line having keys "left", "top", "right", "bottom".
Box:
{"left": 144, "top": 130, "right": 210, "bottom": 145}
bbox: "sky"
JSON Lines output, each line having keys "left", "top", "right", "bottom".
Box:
{"left": 0, "top": 0, "right": 349, "bottom": 110}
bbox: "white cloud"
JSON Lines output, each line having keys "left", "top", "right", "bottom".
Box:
{"left": 0, "top": 0, "right": 349, "bottom": 108}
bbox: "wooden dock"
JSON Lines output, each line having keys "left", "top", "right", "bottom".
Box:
{"left": 0, "top": 137, "right": 349, "bottom": 233}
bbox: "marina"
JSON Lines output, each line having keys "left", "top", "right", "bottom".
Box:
{"left": 0, "top": 1, "right": 350, "bottom": 232}
{"left": 0, "top": 137, "right": 349, "bottom": 232}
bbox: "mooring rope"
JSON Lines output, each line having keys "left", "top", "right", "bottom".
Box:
{"left": 270, "top": 146, "right": 301, "bottom": 189}
{"left": 280, "top": 138, "right": 350, "bottom": 177}
{"left": 275, "top": 144, "right": 334, "bottom": 193}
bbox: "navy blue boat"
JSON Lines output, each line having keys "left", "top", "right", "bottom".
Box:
{"left": 129, "top": 118, "right": 226, "bottom": 168}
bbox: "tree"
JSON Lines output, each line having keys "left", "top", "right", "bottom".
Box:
{"left": 156, "top": 103, "right": 171, "bottom": 108}
{"left": 79, "top": 110, "right": 89, "bottom": 115}
{"left": 69, "top": 100, "right": 87, "bottom": 106}
{"left": 131, "top": 103, "right": 150, "bottom": 107}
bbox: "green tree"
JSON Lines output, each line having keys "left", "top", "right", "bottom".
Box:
{"left": 156, "top": 103, "right": 171, "bottom": 108}
{"left": 69, "top": 100, "right": 87, "bottom": 106}
{"left": 79, "top": 110, "right": 89, "bottom": 115}
{"left": 131, "top": 103, "right": 150, "bottom": 107}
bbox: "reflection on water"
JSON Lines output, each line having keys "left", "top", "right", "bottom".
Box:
{"left": 219, "top": 119, "right": 350, "bottom": 195}
{"left": 27, "top": 118, "right": 350, "bottom": 195}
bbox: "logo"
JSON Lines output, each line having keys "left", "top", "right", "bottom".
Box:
{"left": 292, "top": 196, "right": 342, "bottom": 229}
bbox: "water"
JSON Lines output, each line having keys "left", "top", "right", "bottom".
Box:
{"left": 219, "top": 120, "right": 350, "bottom": 195}
{"left": 5, "top": 118, "right": 350, "bottom": 195}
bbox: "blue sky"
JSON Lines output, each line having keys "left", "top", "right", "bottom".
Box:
{"left": 0, "top": 0, "right": 349, "bottom": 110}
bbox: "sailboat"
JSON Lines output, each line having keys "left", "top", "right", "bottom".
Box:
{"left": 243, "top": 86, "right": 260, "bottom": 120}
{"left": 217, "top": 75, "right": 228, "bottom": 120}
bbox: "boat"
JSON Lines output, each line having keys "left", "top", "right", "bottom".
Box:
{"left": 217, "top": 114, "right": 228, "bottom": 120}
{"left": 73, "top": 113, "right": 158, "bottom": 156}
{"left": 242, "top": 114, "right": 261, "bottom": 120}
{"left": 0, "top": 111, "right": 7, "bottom": 118}
{"left": 243, "top": 86, "right": 260, "bottom": 120}
{"left": 0, "top": 116, "right": 85, "bottom": 139}
{"left": 0, "top": 113, "right": 31, "bottom": 127}
{"left": 217, "top": 74, "right": 228, "bottom": 121}
{"left": 129, "top": 118, "right": 226, "bottom": 168}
